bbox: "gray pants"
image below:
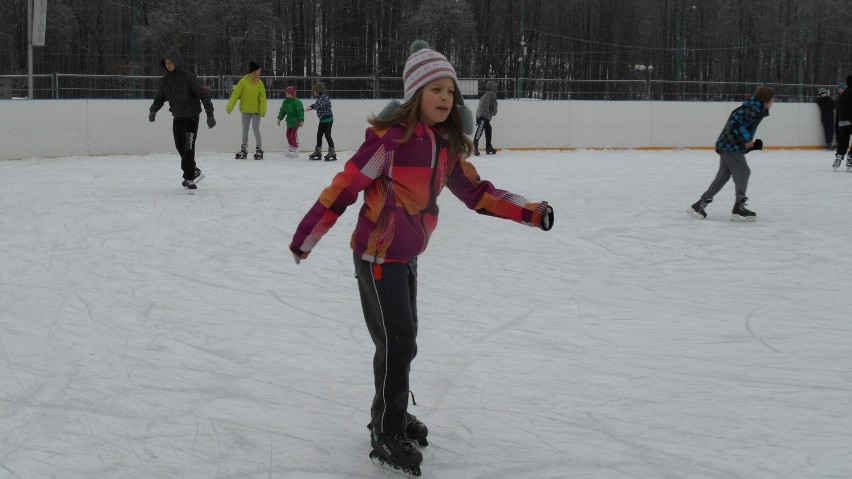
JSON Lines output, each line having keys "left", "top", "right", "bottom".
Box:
{"left": 241, "top": 113, "right": 262, "bottom": 148}
{"left": 702, "top": 150, "right": 750, "bottom": 201}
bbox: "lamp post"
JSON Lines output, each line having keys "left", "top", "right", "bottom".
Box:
{"left": 634, "top": 64, "right": 654, "bottom": 100}
{"left": 675, "top": 5, "right": 697, "bottom": 88}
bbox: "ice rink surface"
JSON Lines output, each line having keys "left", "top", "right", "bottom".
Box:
{"left": 1, "top": 148, "right": 851, "bottom": 478}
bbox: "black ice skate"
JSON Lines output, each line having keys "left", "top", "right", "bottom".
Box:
{"left": 323, "top": 148, "right": 337, "bottom": 161}
{"left": 687, "top": 198, "right": 711, "bottom": 219}
{"left": 833, "top": 154, "right": 843, "bottom": 171}
{"left": 254, "top": 147, "right": 264, "bottom": 160}
{"left": 847, "top": 155, "right": 852, "bottom": 172}
{"left": 308, "top": 147, "right": 322, "bottom": 161}
{"left": 473, "top": 146, "right": 480, "bottom": 156}
{"left": 181, "top": 179, "right": 197, "bottom": 191}
{"left": 369, "top": 429, "right": 422, "bottom": 476}
{"left": 368, "top": 413, "right": 429, "bottom": 447}
{"left": 731, "top": 197, "right": 756, "bottom": 222}
{"left": 485, "top": 146, "right": 497, "bottom": 155}
{"left": 235, "top": 144, "right": 248, "bottom": 160}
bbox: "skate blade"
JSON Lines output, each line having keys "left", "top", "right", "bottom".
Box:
{"left": 369, "top": 450, "right": 421, "bottom": 477}
{"left": 686, "top": 209, "right": 706, "bottom": 220}
{"left": 730, "top": 215, "right": 756, "bottom": 222}
{"left": 189, "top": 173, "right": 205, "bottom": 185}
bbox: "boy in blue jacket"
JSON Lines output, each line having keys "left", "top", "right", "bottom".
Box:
{"left": 688, "top": 85, "right": 775, "bottom": 222}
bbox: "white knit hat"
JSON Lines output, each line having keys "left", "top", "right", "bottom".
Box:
{"left": 403, "top": 40, "right": 458, "bottom": 103}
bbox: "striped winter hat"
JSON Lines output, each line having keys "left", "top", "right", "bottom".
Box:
{"left": 403, "top": 40, "right": 458, "bottom": 103}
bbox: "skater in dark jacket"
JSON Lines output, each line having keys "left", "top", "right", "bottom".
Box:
{"left": 305, "top": 83, "right": 336, "bottom": 161}
{"left": 289, "top": 40, "right": 554, "bottom": 475}
{"left": 688, "top": 85, "right": 774, "bottom": 222}
{"left": 473, "top": 80, "right": 498, "bottom": 156}
{"left": 149, "top": 49, "right": 216, "bottom": 190}
{"left": 834, "top": 77, "right": 852, "bottom": 170}
{"left": 815, "top": 88, "right": 835, "bottom": 150}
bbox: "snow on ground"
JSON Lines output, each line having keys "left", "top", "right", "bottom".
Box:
{"left": 1, "top": 148, "right": 851, "bottom": 479}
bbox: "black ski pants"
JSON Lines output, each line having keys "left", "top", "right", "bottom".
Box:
{"left": 354, "top": 255, "right": 418, "bottom": 435}
{"left": 315, "top": 121, "right": 335, "bottom": 149}
{"left": 836, "top": 124, "right": 852, "bottom": 158}
{"left": 173, "top": 117, "right": 199, "bottom": 180}
{"left": 474, "top": 116, "right": 492, "bottom": 148}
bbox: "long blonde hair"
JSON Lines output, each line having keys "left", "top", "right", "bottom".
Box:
{"left": 369, "top": 88, "right": 474, "bottom": 159}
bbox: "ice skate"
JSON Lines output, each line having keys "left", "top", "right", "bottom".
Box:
{"left": 235, "top": 144, "right": 248, "bottom": 160}
{"left": 847, "top": 155, "right": 852, "bottom": 172}
{"left": 181, "top": 179, "right": 197, "bottom": 192}
{"left": 253, "top": 147, "right": 264, "bottom": 160}
{"left": 485, "top": 145, "right": 497, "bottom": 155}
{"left": 833, "top": 154, "right": 842, "bottom": 171}
{"left": 731, "top": 197, "right": 756, "bottom": 222}
{"left": 308, "top": 147, "right": 322, "bottom": 161}
{"left": 369, "top": 429, "right": 422, "bottom": 476}
{"left": 687, "top": 198, "right": 711, "bottom": 219}
{"left": 323, "top": 148, "right": 337, "bottom": 161}
{"left": 473, "top": 146, "right": 480, "bottom": 156}
{"left": 368, "top": 413, "right": 428, "bottom": 447}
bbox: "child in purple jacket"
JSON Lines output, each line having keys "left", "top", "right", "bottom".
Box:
{"left": 288, "top": 40, "right": 554, "bottom": 476}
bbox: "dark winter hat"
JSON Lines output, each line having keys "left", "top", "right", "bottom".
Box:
{"left": 285, "top": 86, "right": 297, "bottom": 96}
{"left": 249, "top": 61, "right": 261, "bottom": 73}
{"left": 838, "top": 82, "right": 847, "bottom": 90}
{"left": 403, "top": 40, "right": 458, "bottom": 103}
{"left": 819, "top": 88, "right": 828, "bottom": 95}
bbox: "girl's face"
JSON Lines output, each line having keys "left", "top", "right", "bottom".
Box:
{"left": 418, "top": 77, "right": 455, "bottom": 126}
{"left": 250, "top": 69, "right": 261, "bottom": 80}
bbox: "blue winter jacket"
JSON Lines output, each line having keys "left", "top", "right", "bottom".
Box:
{"left": 715, "top": 96, "right": 769, "bottom": 154}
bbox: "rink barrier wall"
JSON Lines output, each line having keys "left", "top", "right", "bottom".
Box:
{"left": 0, "top": 99, "right": 826, "bottom": 160}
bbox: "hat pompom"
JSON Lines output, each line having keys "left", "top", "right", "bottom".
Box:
{"left": 409, "top": 39, "right": 431, "bottom": 55}
{"left": 376, "top": 100, "right": 403, "bottom": 121}
{"left": 458, "top": 104, "right": 474, "bottom": 135}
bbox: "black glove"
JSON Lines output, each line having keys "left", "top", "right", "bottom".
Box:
{"left": 148, "top": 111, "right": 156, "bottom": 122}
{"left": 752, "top": 139, "right": 763, "bottom": 150}
{"left": 207, "top": 115, "right": 216, "bottom": 128}
{"left": 540, "top": 204, "right": 554, "bottom": 231}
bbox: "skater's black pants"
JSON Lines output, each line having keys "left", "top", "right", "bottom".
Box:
{"left": 702, "top": 151, "right": 750, "bottom": 202}
{"left": 315, "top": 121, "right": 335, "bottom": 149}
{"left": 173, "top": 117, "right": 199, "bottom": 180}
{"left": 822, "top": 119, "right": 835, "bottom": 148}
{"left": 354, "top": 255, "right": 418, "bottom": 435}
{"left": 836, "top": 124, "right": 852, "bottom": 157}
{"left": 474, "top": 116, "right": 492, "bottom": 148}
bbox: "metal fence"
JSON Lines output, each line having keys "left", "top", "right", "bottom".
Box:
{"left": 0, "top": 74, "right": 838, "bottom": 102}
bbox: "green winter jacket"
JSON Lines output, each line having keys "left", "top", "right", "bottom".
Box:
{"left": 277, "top": 97, "right": 305, "bottom": 128}
{"left": 226, "top": 75, "right": 267, "bottom": 116}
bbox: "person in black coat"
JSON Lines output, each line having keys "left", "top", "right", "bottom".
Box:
{"left": 815, "top": 88, "right": 835, "bottom": 150}
{"left": 833, "top": 78, "right": 852, "bottom": 170}
{"left": 149, "top": 49, "right": 216, "bottom": 190}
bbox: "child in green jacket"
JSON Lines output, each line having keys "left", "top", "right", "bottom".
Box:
{"left": 277, "top": 86, "right": 305, "bottom": 158}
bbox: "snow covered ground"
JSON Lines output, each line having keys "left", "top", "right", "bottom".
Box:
{"left": 1, "top": 148, "right": 851, "bottom": 478}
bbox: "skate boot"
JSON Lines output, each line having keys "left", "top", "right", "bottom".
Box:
{"left": 254, "top": 147, "right": 264, "bottom": 160}
{"left": 181, "top": 179, "right": 197, "bottom": 191}
{"left": 731, "top": 197, "right": 756, "bottom": 222}
{"left": 308, "top": 147, "right": 322, "bottom": 161}
{"left": 833, "top": 153, "right": 843, "bottom": 171}
{"left": 485, "top": 145, "right": 497, "bottom": 155}
{"left": 369, "top": 429, "right": 422, "bottom": 476}
{"left": 687, "top": 198, "right": 711, "bottom": 219}
{"left": 288, "top": 146, "right": 299, "bottom": 158}
{"left": 323, "top": 148, "right": 337, "bottom": 161}
{"left": 235, "top": 144, "right": 248, "bottom": 160}
{"left": 847, "top": 153, "right": 852, "bottom": 172}
{"left": 474, "top": 146, "right": 480, "bottom": 156}
{"left": 368, "top": 413, "right": 428, "bottom": 447}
